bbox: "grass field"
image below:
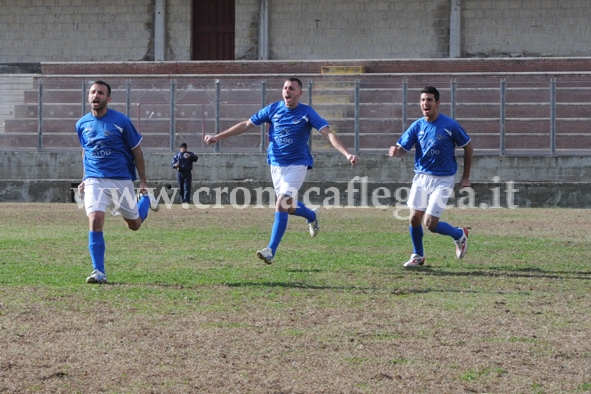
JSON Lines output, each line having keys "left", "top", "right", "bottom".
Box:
{"left": 1, "top": 203, "right": 591, "bottom": 393}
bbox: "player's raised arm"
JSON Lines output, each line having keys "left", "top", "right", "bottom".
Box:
{"left": 318, "top": 126, "right": 357, "bottom": 166}
{"left": 204, "top": 119, "right": 256, "bottom": 145}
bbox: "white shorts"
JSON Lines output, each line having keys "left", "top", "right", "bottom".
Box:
{"left": 84, "top": 178, "right": 139, "bottom": 220}
{"left": 407, "top": 173, "right": 455, "bottom": 217}
{"left": 270, "top": 165, "right": 307, "bottom": 199}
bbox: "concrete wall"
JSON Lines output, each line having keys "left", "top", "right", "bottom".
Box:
{"left": 1, "top": 0, "right": 590, "bottom": 63}
{"left": 462, "top": 0, "right": 591, "bottom": 58}
{"left": 1, "top": 151, "right": 590, "bottom": 208}
{"left": 4, "top": 151, "right": 591, "bottom": 184}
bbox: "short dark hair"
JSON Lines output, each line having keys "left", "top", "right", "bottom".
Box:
{"left": 286, "top": 77, "right": 303, "bottom": 89}
{"left": 421, "top": 86, "right": 439, "bottom": 102}
{"left": 92, "top": 80, "right": 111, "bottom": 97}
{"left": 180, "top": 142, "right": 187, "bottom": 148}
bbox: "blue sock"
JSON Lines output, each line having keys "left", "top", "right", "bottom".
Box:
{"left": 138, "top": 194, "right": 150, "bottom": 221}
{"left": 410, "top": 225, "right": 424, "bottom": 257}
{"left": 268, "top": 211, "right": 289, "bottom": 256}
{"left": 88, "top": 231, "right": 106, "bottom": 274}
{"left": 433, "top": 221, "right": 463, "bottom": 240}
{"left": 292, "top": 201, "right": 316, "bottom": 222}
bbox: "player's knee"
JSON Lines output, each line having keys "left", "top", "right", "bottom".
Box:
{"left": 126, "top": 218, "right": 142, "bottom": 231}
{"left": 424, "top": 217, "right": 439, "bottom": 232}
{"left": 409, "top": 213, "right": 422, "bottom": 227}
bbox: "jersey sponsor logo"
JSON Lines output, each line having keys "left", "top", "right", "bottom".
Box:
{"left": 423, "top": 138, "right": 440, "bottom": 156}
{"left": 275, "top": 129, "right": 293, "bottom": 145}
{"left": 89, "top": 140, "right": 112, "bottom": 158}
{"left": 89, "top": 149, "right": 112, "bottom": 158}
{"left": 292, "top": 115, "right": 308, "bottom": 124}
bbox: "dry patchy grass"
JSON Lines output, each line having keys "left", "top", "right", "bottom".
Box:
{"left": 1, "top": 204, "right": 591, "bottom": 393}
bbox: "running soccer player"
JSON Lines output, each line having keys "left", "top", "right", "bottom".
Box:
{"left": 76, "top": 80, "right": 159, "bottom": 284}
{"left": 204, "top": 77, "right": 358, "bottom": 264}
{"left": 389, "top": 86, "right": 473, "bottom": 267}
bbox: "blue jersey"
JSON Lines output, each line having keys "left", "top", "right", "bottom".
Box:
{"left": 397, "top": 113, "right": 471, "bottom": 176}
{"left": 250, "top": 101, "right": 329, "bottom": 167}
{"left": 76, "top": 108, "right": 143, "bottom": 180}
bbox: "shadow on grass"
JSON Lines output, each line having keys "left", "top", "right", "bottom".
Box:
{"left": 396, "top": 265, "right": 591, "bottom": 280}
{"left": 223, "top": 281, "right": 517, "bottom": 295}
{"left": 284, "top": 268, "right": 323, "bottom": 273}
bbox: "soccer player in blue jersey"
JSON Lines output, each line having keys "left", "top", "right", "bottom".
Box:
{"left": 389, "top": 86, "right": 473, "bottom": 267}
{"left": 76, "top": 80, "right": 159, "bottom": 284}
{"left": 204, "top": 77, "right": 358, "bottom": 264}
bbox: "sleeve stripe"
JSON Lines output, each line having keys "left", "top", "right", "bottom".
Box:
{"left": 130, "top": 136, "right": 143, "bottom": 150}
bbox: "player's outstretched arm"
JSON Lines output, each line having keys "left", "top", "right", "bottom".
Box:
{"left": 318, "top": 127, "right": 357, "bottom": 166}
{"left": 132, "top": 145, "right": 148, "bottom": 191}
{"left": 78, "top": 150, "right": 86, "bottom": 193}
{"left": 204, "top": 120, "right": 255, "bottom": 145}
{"left": 459, "top": 142, "right": 473, "bottom": 188}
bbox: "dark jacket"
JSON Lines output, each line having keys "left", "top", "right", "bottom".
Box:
{"left": 172, "top": 151, "right": 198, "bottom": 172}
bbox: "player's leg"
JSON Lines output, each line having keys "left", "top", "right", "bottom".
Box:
{"left": 424, "top": 178, "right": 468, "bottom": 259}
{"left": 113, "top": 180, "right": 153, "bottom": 231}
{"left": 177, "top": 171, "right": 185, "bottom": 203}
{"left": 84, "top": 178, "right": 109, "bottom": 283}
{"left": 409, "top": 209, "right": 425, "bottom": 258}
{"left": 256, "top": 165, "right": 305, "bottom": 264}
{"left": 403, "top": 175, "right": 428, "bottom": 267}
{"left": 267, "top": 193, "right": 291, "bottom": 255}
{"left": 277, "top": 165, "right": 316, "bottom": 235}
{"left": 292, "top": 200, "right": 319, "bottom": 237}
{"left": 184, "top": 172, "right": 193, "bottom": 204}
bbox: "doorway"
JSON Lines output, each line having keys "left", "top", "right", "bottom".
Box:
{"left": 192, "top": 0, "right": 235, "bottom": 60}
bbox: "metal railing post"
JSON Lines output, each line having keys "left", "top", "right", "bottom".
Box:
{"left": 126, "top": 80, "right": 131, "bottom": 118}
{"left": 500, "top": 79, "right": 506, "bottom": 155}
{"left": 354, "top": 79, "right": 360, "bottom": 155}
{"left": 170, "top": 79, "right": 176, "bottom": 151}
{"left": 37, "top": 82, "right": 43, "bottom": 152}
{"left": 81, "top": 80, "right": 86, "bottom": 117}
{"left": 260, "top": 80, "right": 266, "bottom": 152}
{"left": 450, "top": 79, "right": 456, "bottom": 119}
{"left": 308, "top": 80, "right": 314, "bottom": 152}
{"left": 402, "top": 79, "right": 408, "bottom": 132}
{"left": 550, "top": 78, "right": 556, "bottom": 156}
{"left": 214, "top": 79, "right": 221, "bottom": 153}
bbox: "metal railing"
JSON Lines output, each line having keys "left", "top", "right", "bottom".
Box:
{"left": 2, "top": 74, "right": 591, "bottom": 155}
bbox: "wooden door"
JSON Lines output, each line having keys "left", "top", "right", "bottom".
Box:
{"left": 192, "top": 0, "right": 235, "bottom": 60}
